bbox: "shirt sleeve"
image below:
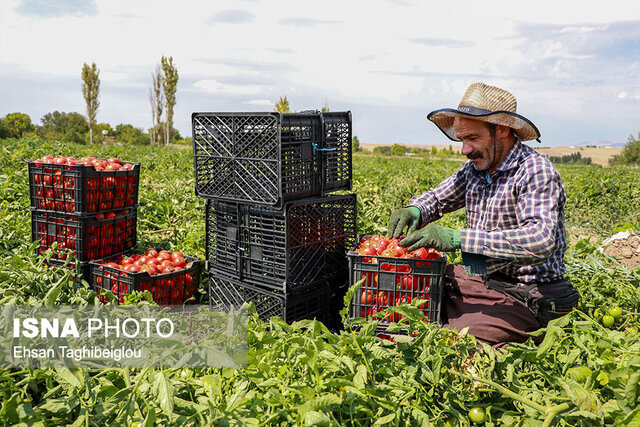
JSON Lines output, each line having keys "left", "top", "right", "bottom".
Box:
{"left": 408, "top": 163, "right": 469, "bottom": 226}
{"left": 460, "top": 157, "right": 563, "bottom": 266}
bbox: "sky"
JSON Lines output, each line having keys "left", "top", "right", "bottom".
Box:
{"left": 0, "top": 0, "right": 638, "bottom": 147}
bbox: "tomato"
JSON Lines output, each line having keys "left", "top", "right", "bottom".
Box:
{"left": 468, "top": 407, "right": 486, "bottom": 424}
{"left": 361, "top": 290, "right": 372, "bottom": 305}
{"left": 402, "top": 275, "right": 413, "bottom": 290}
{"left": 602, "top": 314, "right": 615, "bottom": 328}
{"left": 377, "top": 291, "right": 388, "bottom": 306}
{"left": 608, "top": 306, "right": 622, "bottom": 320}
{"left": 145, "top": 248, "right": 159, "bottom": 257}
{"left": 410, "top": 247, "right": 429, "bottom": 259}
{"left": 160, "top": 260, "right": 174, "bottom": 270}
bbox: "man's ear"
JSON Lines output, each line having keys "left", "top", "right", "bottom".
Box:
{"left": 496, "top": 124, "right": 513, "bottom": 140}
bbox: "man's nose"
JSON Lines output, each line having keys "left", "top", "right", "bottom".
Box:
{"left": 461, "top": 141, "right": 473, "bottom": 156}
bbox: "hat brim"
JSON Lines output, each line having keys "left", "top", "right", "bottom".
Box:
{"left": 427, "top": 108, "right": 541, "bottom": 142}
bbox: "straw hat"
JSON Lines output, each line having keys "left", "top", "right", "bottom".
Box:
{"left": 427, "top": 82, "right": 541, "bottom": 142}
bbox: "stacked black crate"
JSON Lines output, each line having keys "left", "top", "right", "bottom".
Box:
{"left": 28, "top": 159, "right": 141, "bottom": 282}
{"left": 192, "top": 111, "right": 356, "bottom": 326}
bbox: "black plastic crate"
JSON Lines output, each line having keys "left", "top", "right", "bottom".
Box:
{"left": 348, "top": 238, "right": 447, "bottom": 327}
{"left": 208, "top": 271, "right": 333, "bottom": 324}
{"left": 321, "top": 112, "right": 352, "bottom": 193}
{"left": 90, "top": 252, "right": 202, "bottom": 305}
{"left": 192, "top": 111, "right": 352, "bottom": 207}
{"left": 32, "top": 208, "right": 137, "bottom": 262}
{"left": 28, "top": 160, "right": 140, "bottom": 214}
{"left": 205, "top": 193, "right": 357, "bottom": 292}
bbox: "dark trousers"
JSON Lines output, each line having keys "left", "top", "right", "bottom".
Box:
{"left": 442, "top": 264, "right": 543, "bottom": 349}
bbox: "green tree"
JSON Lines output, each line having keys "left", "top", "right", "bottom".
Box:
{"left": 161, "top": 56, "right": 178, "bottom": 146}
{"left": 610, "top": 133, "right": 640, "bottom": 166}
{"left": 274, "top": 96, "right": 291, "bottom": 113}
{"left": 81, "top": 62, "right": 100, "bottom": 144}
{"left": 149, "top": 65, "right": 164, "bottom": 146}
{"left": 40, "top": 111, "right": 89, "bottom": 144}
{"left": 373, "top": 146, "right": 391, "bottom": 155}
{"left": 431, "top": 146, "right": 438, "bottom": 156}
{"left": 114, "top": 123, "right": 148, "bottom": 145}
{"left": 2, "top": 112, "right": 34, "bottom": 137}
{"left": 391, "top": 144, "right": 406, "bottom": 156}
{"left": 352, "top": 135, "right": 361, "bottom": 152}
{"left": 321, "top": 101, "right": 330, "bottom": 112}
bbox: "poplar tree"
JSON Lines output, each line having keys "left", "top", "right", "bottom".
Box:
{"left": 274, "top": 96, "right": 291, "bottom": 113}
{"left": 81, "top": 62, "right": 100, "bottom": 144}
{"left": 161, "top": 56, "right": 178, "bottom": 145}
{"left": 149, "top": 65, "right": 164, "bottom": 145}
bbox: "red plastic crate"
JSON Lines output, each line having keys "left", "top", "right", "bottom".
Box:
{"left": 28, "top": 160, "right": 140, "bottom": 214}
{"left": 90, "top": 252, "right": 201, "bottom": 305}
{"left": 348, "top": 235, "right": 447, "bottom": 326}
{"left": 32, "top": 208, "right": 137, "bottom": 262}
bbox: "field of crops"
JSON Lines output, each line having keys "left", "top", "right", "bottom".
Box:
{"left": 1, "top": 136, "right": 639, "bottom": 425}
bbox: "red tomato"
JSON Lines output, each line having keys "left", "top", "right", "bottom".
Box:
{"left": 145, "top": 248, "right": 159, "bottom": 257}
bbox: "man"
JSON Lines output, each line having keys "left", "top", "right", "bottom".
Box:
{"left": 387, "top": 82, "right": 579, "bottom": 348}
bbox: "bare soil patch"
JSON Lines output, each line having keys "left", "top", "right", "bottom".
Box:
{"left": 602, "top": 234, "right": 640, "bottom": 269}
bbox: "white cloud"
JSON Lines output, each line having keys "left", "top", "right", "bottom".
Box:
{"left": 244, "top": 99, "right": 273, "bottom": 106}
{"left": 618, "top": 91, "right": 628, "bottom": 99}
{"left": 193, "top": 79, "right": 267, "bottom": 95}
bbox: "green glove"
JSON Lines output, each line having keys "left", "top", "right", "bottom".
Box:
{"left": 399, "top": 224, "right": 462, "bottom": 252}
{"left": 387, "top": 206, "right": 421, "bottom": 239}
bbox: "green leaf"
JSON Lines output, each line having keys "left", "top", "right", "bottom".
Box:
{"left": 304, "top": 410, "right": 331, "bottom": 427}
{"left": 374, "top": 412, "right": 396, "bottom": 425}
{"left": 625, "top": 370, "right": 640, "bottom": 405}
{"left": 353, "top": 364, "right": 368, "bottom": 389}
{"left": 142, "top": 406, "right": 156, "bottom": 427}
{"left": 620, "top": 405, "right": 640, "bottom": 426}
{"left": 152, "top": 371, "right": 174, "bottom": 415}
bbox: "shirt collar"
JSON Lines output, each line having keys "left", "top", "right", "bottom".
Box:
{"left": 495, "top": 140, "right": 524, "bottom": 172}
{"left": 469, "top": 140, "right": 524, "bottom": 180}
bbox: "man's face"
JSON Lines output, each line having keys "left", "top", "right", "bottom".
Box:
{"left": 454, "top": 117, "right": 498, "bottom": 172}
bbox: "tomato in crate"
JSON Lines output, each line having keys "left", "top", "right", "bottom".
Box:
{"left": 31, "top": 208, "right": 137, "bottom": 262}
{"left": 90, "top": 249, "right": 202, "bottom": 305}
{"left": 28, "top": 156, "right": 140, "bottom": 215}
{"left": 349, "top": 235, "right": 447, "bottom": 328}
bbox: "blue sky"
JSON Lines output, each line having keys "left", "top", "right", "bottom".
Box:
{"left": 0, "top": 0, "right": 638, "bottom": 146}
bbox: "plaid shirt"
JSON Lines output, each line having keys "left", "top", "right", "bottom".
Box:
{"left": 410, "top": 141, "right": 567, "bottom": 283}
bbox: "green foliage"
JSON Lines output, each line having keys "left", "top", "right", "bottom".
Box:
{"left": 39, "top": 111, "right": 89, "bottom": 144}
{"left": 610, "top": 133, "right": 640, "bottom": 166}
{"left": 548, "top": 151, "right": 593, "bottom": 165}
{"left": 114, "top": 123, "right": 148, "bottom": 145}
{"left": 81, "top": 62, "right": 100, "bottom": 144}
{"left": 390, "top": 144, "right": 406, "bottom": 156}
{"left": 372, "top": 145, "right": 390, "bottom": 155}
{"left": 0, "top": 137, "right": 639, "bottom": 425}
{"left": 161, "top": 56, "right": 179, "bottom": 145}
{"left": 352, "top": 135, "right": 361, "bottom": 152}
{"left": 274, "top": 96, "right": 291, "bottom": 113}
{"left": 1, "top": 112, "right": 35, "bottom": 138}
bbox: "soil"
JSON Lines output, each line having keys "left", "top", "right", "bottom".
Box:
{"left": 602, "top": 235, "right": 640, "bottom": 269}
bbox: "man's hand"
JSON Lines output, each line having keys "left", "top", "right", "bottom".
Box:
{"left": 387, "top": 206, "right": 421, "bottom": 239}
{"left": 399, "top": 223, "right": 461, "bottom": 252}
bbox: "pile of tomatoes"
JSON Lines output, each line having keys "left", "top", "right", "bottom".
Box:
{"left": 95, "top": 248, "right": 197, "bottom": 304}
{"left": 31, "top": 156, "right": 138, "bottom": 213}
{"left": 353, "top": 235, "right": 444, "bottom": 322}
{"left": 355, "top": 235, "right": 442, "bottom": 261}
{"left": 34, "top": 155, "right": 135, "bottom": 172}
